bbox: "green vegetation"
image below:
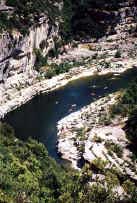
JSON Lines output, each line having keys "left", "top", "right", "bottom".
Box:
{"left": 115, "top": 50, "right": 121, "bottom": 58}
{"left": 99, "top": 60, "right": 111, "bottom": 69}
{"left": 92, "top": 158, "right": 108, "bottom": 172}
{"left": 123, "top": 180, "right": 137, "bottom": 203}
{"left": 110, "top": 79, "right": 137, "bottom": 146}
{"left": 34, "top": 49, "right": 48, "bottom": 71}
{"left": 111, "top": 79, "right": 137, "bottom": 117}
{"left": 0, "top": 122, "right": 136, "bottom": 202}
{"left": 92, "top": 135, "right": 104, "bottom": 143}
{"left": 0, "top": 0, "right": 61, "bottom": 34}
{"left": 124, "top": 109, "right": 137, "bottom": 144}
{"left": 0, "top": 122, "right": 71, "bottom": 202}
{"left": 60, "top": 0, "right": 73, "bottom": 41}
{"left": 105, "top": 141, "right": 123, "bottom": 158}
{"left": 65, "top": 0, "right": 126, "bottom": 40}
{"left": 105, "top": 171, "right": 119, "bottom": 189}
{"left": 38, "top": 59, "right": 89, "bottom": 79}
{"left": 41, "top": 62, "right": 72, "bottom": 79}
{"left": 76, "top": 128, "right": 85, "bottom": 141}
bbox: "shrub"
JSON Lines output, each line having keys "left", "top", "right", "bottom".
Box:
{"left": 5, "top": 0, "right": 60, "bottom": 34}
{"left": 34, "top": 49, "right": 48, "bottom": 70}
{"left": 115, "top": 50, "right": 121, "bottom": 58}
{"left": 105, "top": 171, "right": 119, "bottom": 189}
{"left": 0, "top": 122, "right": 136, "bottom": 203}
{"left": 92, "top": 158, "right": 108, "bottom": 172}
{"left": 92, "top": 135, "right": 103, "bottom": 143}
{"left": 124, "top": 109, "right": 137, "bottom": 144}
{"left": 105, "top": 141, "right": 123, "bottom": 158}
{"left": 122, "top": 180, "right": 137, "bottom": 203}
{"left": 110, "top": 78, "right": 137, "bottom": 117}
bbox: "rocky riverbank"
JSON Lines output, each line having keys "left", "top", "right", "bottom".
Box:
{"left": 57, "top": 91, "right": 137, "bottom": 180}
{"left": 0, "top": 43, "right": 137, "bottom": 119}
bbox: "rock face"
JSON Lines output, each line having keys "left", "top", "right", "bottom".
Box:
{"left": 72, "top": 0, "right": 137, "bottom": 40}
{"left": 0, "top": 19, "right": 59, "bottom": 81}
{"left": 0, "top": 1, "right": 61, "bottom": 82}
{"left": 0, "top": 0, "right": 137, "bottom": 82}
{"left": 57, "top": 93, "right": 137, "bottom": 180}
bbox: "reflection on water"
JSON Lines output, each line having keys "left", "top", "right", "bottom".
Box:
{"left": 4, "top": 68, "right": 137, "bottom": 161}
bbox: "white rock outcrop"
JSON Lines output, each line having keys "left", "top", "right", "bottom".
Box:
{"left": 0, "top": 14, "right": 60, "bottom": 81}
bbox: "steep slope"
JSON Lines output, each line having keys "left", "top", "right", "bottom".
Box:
{"left": 0, "top": 0, "right": 137, "bottom": 83}
{"left": 0, "top": 1, "right": 137, "bottom": 202}
{"left": 0, "top": 0, "right": 62, "bottom": 82}
{"left": 71, "top": 0, "right": 137, "bottom": 40}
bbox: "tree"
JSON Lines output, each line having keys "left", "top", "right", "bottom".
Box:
{"left": 124, "top": 109, "right": 137, "bottom": 145}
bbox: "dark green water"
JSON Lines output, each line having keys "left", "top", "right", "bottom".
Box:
{"left": 4, "top": 68, "right": 137, "bottom": 162}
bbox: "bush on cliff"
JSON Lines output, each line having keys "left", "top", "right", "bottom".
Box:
{"left": 124, "top": 108, "right": 137, "bottom": 145}
{"left": 111, "top": 78, "right": 137, "bottom": 117}
{"left": 0, "top": 122, "right": 136, "bottom": 203}
{"left": 0, "top": 0, "right": 61, "bottom": 34}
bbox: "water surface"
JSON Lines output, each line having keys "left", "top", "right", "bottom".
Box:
{"left": 5, "top": 68, "right": 137, "bottom": 161}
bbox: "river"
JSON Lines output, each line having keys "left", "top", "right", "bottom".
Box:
{"left": 4, "top": 67, "right": 137, "bottom": 162}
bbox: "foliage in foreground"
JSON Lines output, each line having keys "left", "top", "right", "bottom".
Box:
{"left": 0, "top": 122, "right": 107, "bottom": 203}
{"left": 0, "top": 122, "right": 136, "bottom": 203}
{"left": 111, "top": 79, "right": 137, "bottom": 144}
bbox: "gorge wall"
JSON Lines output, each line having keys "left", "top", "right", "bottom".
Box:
{"left": 0, "top": 0, "right": 137, "bottom": 82}
{"left": 0, "top": 20, "right": 60, "bottom": 81}
{"left": 71, "top": 0, "right": 137, "bottom": 40}
{"left": 0, "top": 0, "right": 62, "bottom": 82}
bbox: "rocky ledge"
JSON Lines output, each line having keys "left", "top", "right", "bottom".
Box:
{"left": 57, "top": 92, "right": 137, "bottom": 181}
{"left": 57, "top": 89, "right": 137, "bottom": 198}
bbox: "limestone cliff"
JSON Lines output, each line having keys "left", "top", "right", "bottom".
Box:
{"left": 0, "top": 21, "right": 60, "bottom": 81}
{"left": 0, "top": 0, "right": 62, "bottom": 82}
{"left": 0, "top": 0, "right": 137, "bottom": 82}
